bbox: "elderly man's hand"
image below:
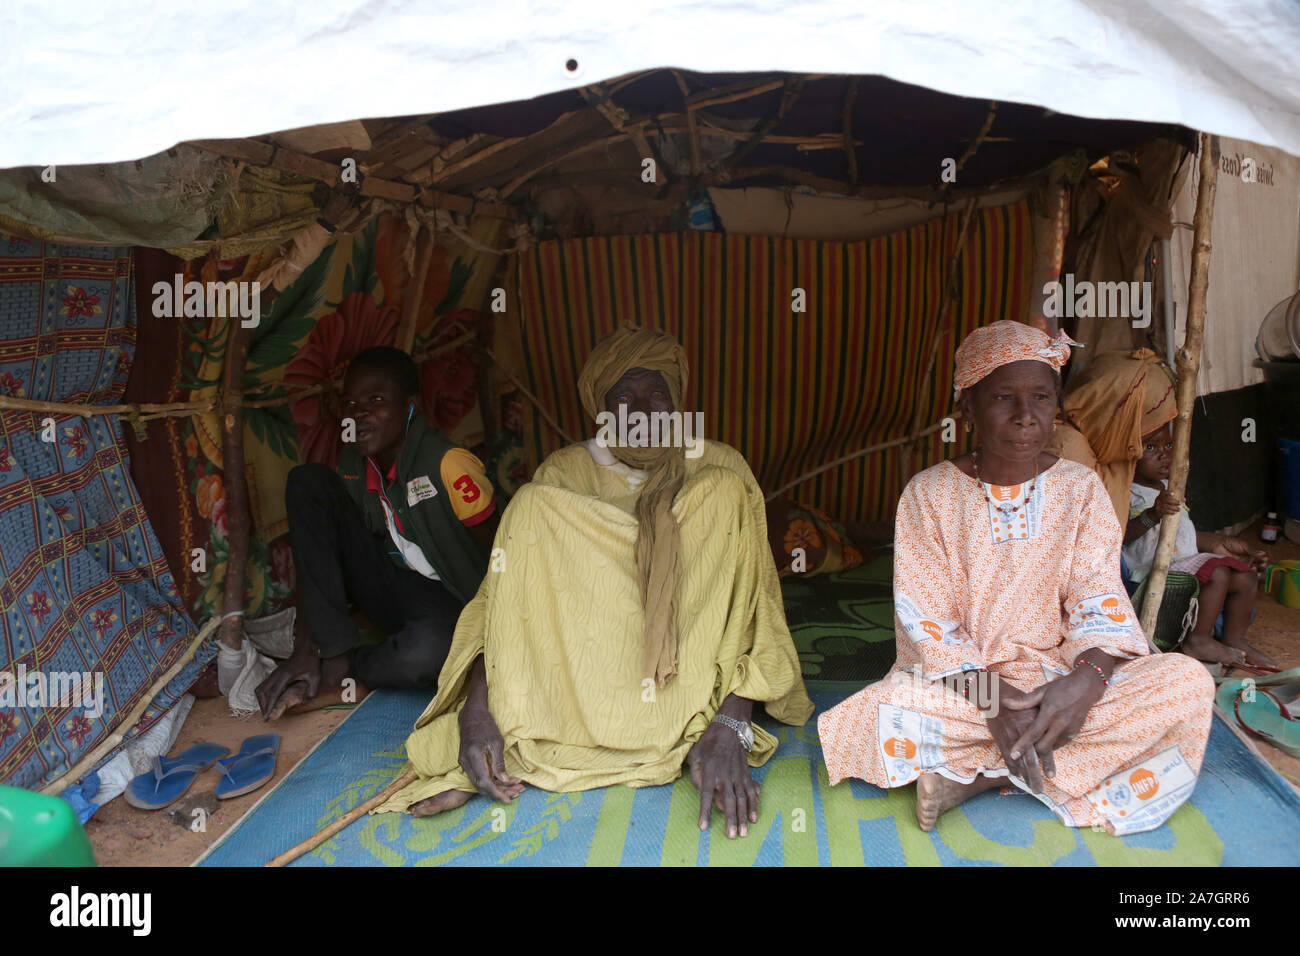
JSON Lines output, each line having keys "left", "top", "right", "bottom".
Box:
{"left": 456, "top": 654, "right": 523, "bottom": 804}
{"left": 457, "top": 701, "right": 524, "bottom": 804}
{"left": 688, "top": 721, "right": 760, "bottom": 839}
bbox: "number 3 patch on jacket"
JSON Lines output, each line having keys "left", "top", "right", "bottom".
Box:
{"left": 440, "top": 447, "right": 496, "bottom": 524}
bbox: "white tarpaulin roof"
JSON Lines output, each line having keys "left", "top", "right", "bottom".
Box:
{"left": 3, "top": 0, "right": 1300, "bottom": 169}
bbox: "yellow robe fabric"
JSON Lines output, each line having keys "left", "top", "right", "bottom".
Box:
{"left": 376, "top": 439, "right": 814, "bottom": 812}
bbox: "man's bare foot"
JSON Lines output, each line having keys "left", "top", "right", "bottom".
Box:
{"left": 1221, "top": 633, "right": 1278, "bottom": 669}
{"left": 1181, "top": 632, "right": 1247, "bottom": 667}
{"left": 915, "top": 772, "right": 1002, "bottom": 832}
{"left": 265, "top": 679, "right": 311, "bottom": 720}
{"left": 409, "top": 789, "right": 473, "bottom": 817}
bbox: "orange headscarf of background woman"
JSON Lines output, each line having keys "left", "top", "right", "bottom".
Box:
{"left": 1046, "top": 348, "right": 1177, "bottom": 525}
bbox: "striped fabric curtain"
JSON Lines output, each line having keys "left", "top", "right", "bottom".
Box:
{"left": 507, "top": 200, "right": 1032, "bottom": 520}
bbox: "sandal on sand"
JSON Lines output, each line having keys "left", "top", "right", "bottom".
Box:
{"left": 125, "top": 742, "right": 231, "bottom": 810}
{"left": 1255, "top": 666, "right": 1300, "bottom": 709}
{"left": 214, "top": 734, "right": 280, "bottom": 799}
{"left": 1218, "top": 680, "right": 1300, "bottom": 758}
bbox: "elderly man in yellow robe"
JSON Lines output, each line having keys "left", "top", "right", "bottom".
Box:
{"left": 376, "top": 328, "right": 813, "bottom": 838}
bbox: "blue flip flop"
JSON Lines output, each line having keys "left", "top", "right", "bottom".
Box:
{"left": 125, "top": 742, "right": 231, "bottom": 810}
{"left": 214, "top": 734, "right": 280, "bottom": 799}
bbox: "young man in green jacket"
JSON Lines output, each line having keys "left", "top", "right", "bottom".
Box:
{"left": 257, "top": 346, "right": 499, "bottom": 720}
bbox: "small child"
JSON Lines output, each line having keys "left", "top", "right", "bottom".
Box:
{"left": 1123, "top": 423, "right": 1273, "bottom": 669}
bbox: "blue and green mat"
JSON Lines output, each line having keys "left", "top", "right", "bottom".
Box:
{"left": 198, "top": 682, "right": 1300, "bottom": 867}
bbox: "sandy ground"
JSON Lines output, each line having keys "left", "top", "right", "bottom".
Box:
{"left": 86, "top": 698, "right": 352, "bottom": 867}
{"left": 85, "top": 521, "right": 1300, "bottom": 867}
{"left": 1233, "top": 522, "right": 1300, "bottom": 787}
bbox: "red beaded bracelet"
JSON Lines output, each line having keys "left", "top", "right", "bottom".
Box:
{"left": 1075, "top": 659, "right": 1110, "bottom": 686}
{"left": 960, "top": 668, "right": 987, "bottom": 698}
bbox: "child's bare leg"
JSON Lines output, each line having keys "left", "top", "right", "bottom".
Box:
{"left": 1181, "top": 567, "right": 1246, "bottom": 666}
{"left": 1220, "top": 570, "right": 1276, "bottom": 668}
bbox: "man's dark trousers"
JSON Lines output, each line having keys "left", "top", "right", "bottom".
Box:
{"left": 285, "top": 463, "right": 462, "bottom": 689}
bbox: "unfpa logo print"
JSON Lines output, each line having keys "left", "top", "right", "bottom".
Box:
{"left": 1101, "top": 597, "right": 1128, "bottom": 624}
{"left": 883, "top": 737, "right": 917, "bottom": 760}
{"left": 990, "top": 484, "right": 1021, "bottom": 502}
{"left": 1130, "top": 768, "right": 1159, "bottom": 800}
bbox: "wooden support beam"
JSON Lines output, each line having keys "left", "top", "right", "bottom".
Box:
{"left": 415, "top": 111, "right": 589, "bottom": 186}
{"left": 428, "top": 133, "right": 491, "bottom": 178}
{"left": 501, "top": 133, "right": 632, "bottom": 198}
{"left": 358, "top": 176, "right": 417, "bottom": 202}
{"left": 687, "top": 79, "right": 785, "bottom": 111}
{"left": 218, "top": 316, "right": 252, "bottom": 651}
{"left": 0, "top": 395, "right": 211, "bottom": 418}
{"left": 188, "top": 138, "right": 273, "bottom": 165}
{"left": 710, "top": 78, "right": 807, "bottom": 182}
{"left": 581, "top": 84, "right": 668, "bottom": 184}
{"left": 714, "top": 164, "right": 853, "bottom": 194}
{"left": 674, "top": 115, "right": 857, "bottom": 147}
{"left": 416, "top": 187, "right": 515, "bottom": 219}
{"left": 900, "top": 198, "right": 980, "bottom": 490}
{"left": 397, "top": 223, "right": 434, "bottom": 354}
{"left": 842, "top": 76, "right": 860, "bottom": 186}
{"left": 766, "top": 422, "right": 946, "bottom": 502}
{"left": 188, "top": 137, "right": 517, "bottom": 219}
{"left": 952, "top": 101, "right": 999, "bottom": 181}
{"left": 1139, "top": 132, "right": 1219, "bottom": 643}
{"left": 266, "top": 147, "right": 342, "bottom": 185}
{"left": 432, "top": 135, "right": 527, "bottom": 183}
{"left": 684, "top": 74, "right": 827, "bottom": 112}
{"left": 374, "top": 142, "right": 443, "bottom": 179}
{"left": 671, "top": 70, "right": 702, "bottom": 179}
{"left": 367, "top": 117, "right": 441, "bottom": 153}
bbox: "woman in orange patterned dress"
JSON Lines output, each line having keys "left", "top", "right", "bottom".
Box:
{"left": 817, "top": 321, "right": 1215, "bottom": 835}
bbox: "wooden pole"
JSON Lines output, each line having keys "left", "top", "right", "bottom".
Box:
{"left": 0, "top": 395, "right": 210, "bottom": 417}
{"left": 266, "top": 770, "right": 418, "bottom": 867}
{"left": 42, "top": 617, "right": 217, "bottom": 796}
{"left": 218, "top": 315, "right": 252, "bottom": 651}
{"left": 397, "top": 222, "right": 434, "bottom": 354}
{"left": 483, "top": 347, "right": 578, "bottom": 445}
{"left": 842, "top": 77, "right": 860, "bottom": 187}
{"left": 898, "top": 198, "right": 979, "bottom": 492}
{"left": 765, "top": 422, "right": 945, "bottom": 502}
{"left": 1139, "top": 132, "right": 1219, "bottom": 642}
{"left": 671, "top": 71, "right": 702, "bottom": 179}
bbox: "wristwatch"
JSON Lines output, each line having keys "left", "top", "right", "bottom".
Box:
{"left": 712, "top": 713, "right": 754, "bottom": 752}
{"left": 1139, "top": 509, "right": 1159, "bottom": 529}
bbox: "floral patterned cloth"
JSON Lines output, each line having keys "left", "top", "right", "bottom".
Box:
{"left": 765, "top": 498, "right": 866, "bottom": 577}
{"left": 163, "top": 212, "right": 514, "bottom": 626}
{"left": 0, "top": 239, "right": 213, "bottom": 789}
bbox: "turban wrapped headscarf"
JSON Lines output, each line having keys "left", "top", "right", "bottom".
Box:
{"left": 1051, "top": 348, "right": 1177, "bottom": 523}
{"left": 576, "top": 328, "right": 690, "bottom": 687}
{"left": 953, "top": 320, "right": 1080, "bottom": 395}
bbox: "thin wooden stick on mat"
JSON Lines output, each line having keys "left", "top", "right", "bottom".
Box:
{"left": 266, "top": 769, "right": 417, "bottom": 867}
